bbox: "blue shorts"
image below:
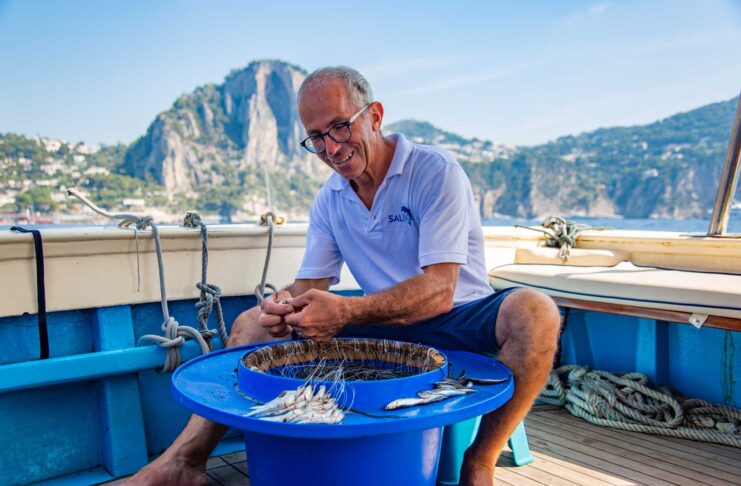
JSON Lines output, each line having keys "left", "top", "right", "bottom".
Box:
{"left": 337, "top": 287, "right": 518, "bottom": 355}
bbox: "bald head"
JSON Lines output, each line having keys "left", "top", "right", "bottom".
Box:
{"left": 298, "top": 66, "right": 373, "bottom": 111}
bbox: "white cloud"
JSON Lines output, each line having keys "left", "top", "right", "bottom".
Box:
{"left": 359, "top": 55, "right": 476, "bottom": 82}
{"left": 589, "top": 3, "right": 611, "bottom": 16}
{"left": 386, "top": 62, "right": 535, "bottom": 97}
{"left": 564, "top": 2, "right": 611, "bottom": 23}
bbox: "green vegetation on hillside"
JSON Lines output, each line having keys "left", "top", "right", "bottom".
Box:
{"left": 0, "top": 133, "right": 161, "bottom": 213}
{"left": 394, "top": 97, "right": 739, "bottom": 218}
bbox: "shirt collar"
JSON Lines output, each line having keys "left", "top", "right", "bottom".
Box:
{"left": 326, "top": 133, "right": 411, "bottom": 191}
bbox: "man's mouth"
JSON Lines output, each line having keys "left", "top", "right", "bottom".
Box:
{"left": 331, "top": 150, "right": 354, "bottom": 167}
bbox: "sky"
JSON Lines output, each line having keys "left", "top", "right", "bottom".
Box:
{"left": 1, "top": 0, "right": 740, "bottom": 147}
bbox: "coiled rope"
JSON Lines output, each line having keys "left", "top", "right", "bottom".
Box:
{"left": 66, "top": 188, "right": 213, "bottom": 371}
{"left": 516, "top": 216, "right": 611, "bottom": 262}
{"left": 539, "top": 365, "right": 741, "bottom": 448}
{"left": 254, "top": 211, "right": 283, "bottom": 303}
{"left": 182, "top": 211, "right": 228, "bottom": 346}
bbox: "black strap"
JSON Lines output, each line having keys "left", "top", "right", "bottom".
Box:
{"left": 554, "top": 307, "right": 569, "bottom": 367}
{"left": 11, "top": 226, "right": 49, "bottom": 359}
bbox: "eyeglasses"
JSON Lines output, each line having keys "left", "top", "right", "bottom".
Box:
{"left": 300, "top": 103, "right": 370, "bottom": 154}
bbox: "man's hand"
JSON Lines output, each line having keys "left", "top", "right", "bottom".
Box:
{"left": 258, "top": 290, "right": 296, "bottom": 338}
{"left": 284, "top": 289, "right": 350, "bottom": 342}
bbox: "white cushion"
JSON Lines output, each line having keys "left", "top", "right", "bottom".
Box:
{"left": 489, "top": 261, "right": 741, "bottom": 319}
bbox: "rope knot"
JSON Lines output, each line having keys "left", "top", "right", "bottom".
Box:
{"left": 139, "top": 316, "right": 214, "bottom": 372}
{"left": 542, "top": 217, "right": 578, "bottom": 261}
{"left": 118, "top": 215, "right": 154, "bottom": 231}
{"left": 183, "top": 211, "right": 204, "bottom": 228}
{"left": 260, "top": 211, "right": 286, "bottom": 226}
{"left": 159, "top": 317, "right": 187, "bottom": 353}
{"left": 516, "top": 216, "right": 612, "bottom": 262}
{"left": 195, "top": 282, "right": 222, "bottom": 322}
{"left": 200, "top": 329, "right": 217, "bottom": 340}
{"left": 196, "top": 281, "right": 222, "bottom": 297}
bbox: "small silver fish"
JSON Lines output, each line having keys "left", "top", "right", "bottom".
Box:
{"left": 418, "top": 388, "right": 475, "bottom": 399}
{"left": 244, "top": 389, "right": 299, "bottom": 417}
{"left": 384, "top": 395, "right": 446, "bottom": 410}
{"left": 246, "top": 384, "right": 345, "bottom": 424}
{"left": 260, "top": 412, "right": 294, "bottom": 422}
{"left": 293, "top": 409, "right": 344, "bottom": 424}
{"left": 435, "top": 378, "right": 471, "bottom": 389}
{"left": 464, "top": 376, "right": 510, "bottom": 385}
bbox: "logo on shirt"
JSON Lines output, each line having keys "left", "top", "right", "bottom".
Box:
{"left": 388, "top": 206, "right": 413, "bottom": 226}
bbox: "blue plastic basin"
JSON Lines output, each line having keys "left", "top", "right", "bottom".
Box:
{"left": 172, "top": 340, "right": 513, "bottom": 486}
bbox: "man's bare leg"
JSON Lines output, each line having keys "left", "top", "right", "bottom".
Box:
{"left": 125, "top": 306, "right": 279, "bottom": 485}
{"left": 459, "top": 289, "right": 561, "bottom": 486}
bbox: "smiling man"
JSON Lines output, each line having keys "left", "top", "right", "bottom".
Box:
{"left": 128, "top": 66, "right": 560, "bottom": 486}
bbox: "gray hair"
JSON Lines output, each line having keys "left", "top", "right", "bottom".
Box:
{"left": 298, "top": 66, "right": 373, "bottom": 110}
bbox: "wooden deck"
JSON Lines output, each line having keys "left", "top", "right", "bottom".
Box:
{"left": 109, "top": 406, "right": 741, "bottom": 485}
{"left": 494, "top": 406, "right": 741, "bottom": 486}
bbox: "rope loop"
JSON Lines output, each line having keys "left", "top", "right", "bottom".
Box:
{"left": 255, "top": 283, "right": 278, "bottom": 303}
{"left": 255, "top": 212, "right": 284, "bottom": 303}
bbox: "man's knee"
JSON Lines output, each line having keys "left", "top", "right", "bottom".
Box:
{"left": 495, "top": 288, "right": 561, "bottom": 350}
{"left": 226, "top": 305, "right": 264, "bottom": 347}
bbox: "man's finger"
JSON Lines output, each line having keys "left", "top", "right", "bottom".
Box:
{"left": 269, "top": 324, "right": 292, "bottom": 337}
{"left": 261, "top": 300, "right": 295, "bottom": 315}
{"left": 258, "top": 313, "right": 283, "bottom": 328}
{"left": 288, "top": 293, "right": 311, "bottom": 308}
{"left": 283, "top": 308, "right": 306, "bottom": 326}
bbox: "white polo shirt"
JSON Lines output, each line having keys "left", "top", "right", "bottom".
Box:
{"left": 296, "top": 133, "right": 493, "bottom": 306}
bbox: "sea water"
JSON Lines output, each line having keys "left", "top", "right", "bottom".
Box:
{"left": 482, "top": 211, "right": 741, "bottom": 234}
{"left": 3, "top": 211, "right": 741, "bottom": 233}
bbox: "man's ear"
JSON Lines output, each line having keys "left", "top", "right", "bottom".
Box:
{"left": 369, "top": 101, "right": 384, "bottom": 132}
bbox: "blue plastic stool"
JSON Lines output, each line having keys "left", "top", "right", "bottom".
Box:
{"left": 436, "top": 417, "right": 534, "bottom": 485}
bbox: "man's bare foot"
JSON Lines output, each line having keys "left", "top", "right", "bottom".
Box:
{"left": 459, "top": 465, "right": 495, "bottom": 486}
{"left": 123, "top": 451, "right": 207, "bottom": 486}
{"left": 459, "top": 453, "right": 495, "bottom": 486}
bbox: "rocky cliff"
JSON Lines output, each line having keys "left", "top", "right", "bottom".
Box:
{"left": 389, "top": 97, "right": 738, "bottom": 219}
{"left": 122, "top": 60, "right": 329, "bottom": 218}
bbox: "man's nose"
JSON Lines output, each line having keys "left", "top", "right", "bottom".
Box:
{"left": 324, "top": 137, "right": 342, "bottom": 156}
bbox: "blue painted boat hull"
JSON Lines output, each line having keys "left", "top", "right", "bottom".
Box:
{"left": 560, "top": 309, "right": 739, "bottom": 406}
{"left": 0, "top": 294, "right": 738, "bottom": 484}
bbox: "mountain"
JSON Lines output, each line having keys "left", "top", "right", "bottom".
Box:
{"left": 121, "top": 60, "right": 329, "bottom": 219}
{"left": 388, "top": 99, "right": 739, "bottom": 219}
{"left": 386, "top": 120, "right": 515, "bottom": 163}
{"left": 2, "top": 59, "right": 738, "bottom": 222}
